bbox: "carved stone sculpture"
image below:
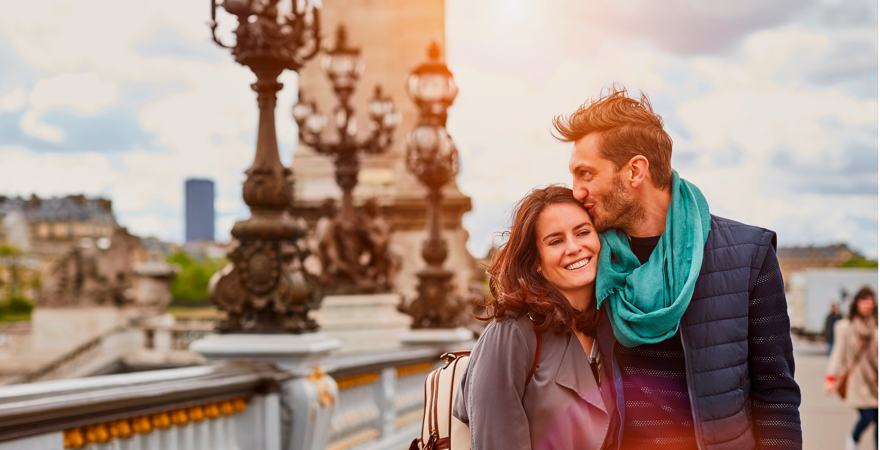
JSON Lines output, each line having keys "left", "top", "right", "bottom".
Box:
{"left": 39, "top": 228, "right": 137, "bottom": 307}
{"left": 314, "top": 198, "right": 396, "bottom": 294}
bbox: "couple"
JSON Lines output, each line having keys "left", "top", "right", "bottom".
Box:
{"left": 453, "top": 88, "right": 803, "bottom": 450}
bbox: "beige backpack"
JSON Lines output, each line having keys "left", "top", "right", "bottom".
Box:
{"left": 410, "top": 330, "right": 542, "bottom": 450}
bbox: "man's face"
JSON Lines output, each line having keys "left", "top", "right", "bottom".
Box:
{"left": 568, "top": 132, "right": 641, "bottom": 232}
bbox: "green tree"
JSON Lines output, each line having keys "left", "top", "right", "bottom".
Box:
{"left": 0, "top": 243, "right": 32, "bottom": 322}
{"left": 841, "top": 255, "right": 879, "bottom": 268}
{"left": 167, "top": 251, "right": 226, "bottom": 307}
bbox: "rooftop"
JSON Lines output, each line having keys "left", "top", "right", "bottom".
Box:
{"left": 0, "top": 195, "right": 117, "bottom": 225}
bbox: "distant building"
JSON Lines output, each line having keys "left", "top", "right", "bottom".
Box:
{"left": 777, "top": 243, "right": 856, "bottom": 289}
{"left": 0, "top": 194, "right": 118, "bottom": 265}
{"left": 184, "top": 179, "right": 215, "bottom": 243}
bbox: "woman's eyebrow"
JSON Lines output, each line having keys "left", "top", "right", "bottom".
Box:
{"left": 573, "top": 222, "right": 592, "bottom": 231}
{"left": 541, "top": 231, "right": 563, "bottom": 243}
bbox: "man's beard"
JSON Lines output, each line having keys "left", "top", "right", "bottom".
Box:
{"left": 591, "top": 174, "right": 644, "bottom": 233}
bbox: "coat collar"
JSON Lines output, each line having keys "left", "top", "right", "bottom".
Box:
{"left": 555, "top": 332, "right": 606, "bottom": 413}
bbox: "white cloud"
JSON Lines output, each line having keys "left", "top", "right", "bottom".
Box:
{"left": 0, "top": 0, "right": 874, "bottom": 261}
{"left": 18, "top": 73, "right": 120, "bottom": 142}
{"left": 0, "top": 0, "right": 293, "bottom": 243}
{"left": 0, "top": 147, "right": 115, "bottom": 195}
{"left": 446, "top": 3, "right": 876, "bottom": 257}
{"left": 0, "top": 88, "right": 27, "bottom": 112}
{"left": 19, "top": 110, "right": 63, "bottom": 143}
{"left": 28, "top": 73, "right": 119, "bottom": 115}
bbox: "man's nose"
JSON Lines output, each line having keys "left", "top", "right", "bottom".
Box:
{"left": 573, "top": 181, "right": 588, "bottom": 203}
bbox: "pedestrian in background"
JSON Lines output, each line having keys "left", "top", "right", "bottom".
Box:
{"left": 825, "top": 303, "right": 843, "bottom": 355}
{"left": 826, "top": 286, "right": 878, "bottom": 450}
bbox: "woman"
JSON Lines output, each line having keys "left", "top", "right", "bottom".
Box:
{"left": 826, "top": 286, "right": 878, "bottom": 450}
{"left": 453, "top": 186, "right": 613, "bottom": 450}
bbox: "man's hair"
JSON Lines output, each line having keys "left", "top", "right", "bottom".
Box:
{"left": 483, "top": 185, "right": 602, "bottom": 336}
{"left": 553, "top": 87, "right": 673, "bottom": 188}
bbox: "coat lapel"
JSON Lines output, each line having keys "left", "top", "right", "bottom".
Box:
{"left": 555, "top": 333, "right": 607, "bottom": 413}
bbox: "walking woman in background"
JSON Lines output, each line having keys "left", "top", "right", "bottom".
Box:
{"left": 827, "top": 286, "right": 879, "bottom": 450}
{"left": 453, "top": 186, "right": 613, "bottom": 450}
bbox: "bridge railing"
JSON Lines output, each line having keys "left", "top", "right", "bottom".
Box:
{"left": 322, "top": 348, "right": 440, "bottom": 450}
{"left": 0, "top": 363, "right": 289, "bottom": 450}
{"left": 0, "top": 345, "right": 450, "bottom": 450}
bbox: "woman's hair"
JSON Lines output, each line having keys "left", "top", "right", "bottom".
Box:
{"left": 483, "top": 185, "right": 602, "bottom": 335}
{"left": 849, "top": 286, "right": 878, "bottom": 320}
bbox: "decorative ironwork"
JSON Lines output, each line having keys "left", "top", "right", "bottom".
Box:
{"left": 398, "top": 43, "right": 466, "bottom": 329}
{"left": 292, "top": 24, "right": 401, "bottom": 294}
{"left": 208, "top": 0, "right": 322, "bottom": 333}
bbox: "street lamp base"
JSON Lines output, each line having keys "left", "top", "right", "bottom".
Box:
{"left": 190, "top": 332, "right": 341, "bottom": 375}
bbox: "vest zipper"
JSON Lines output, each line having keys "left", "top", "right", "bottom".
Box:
{"left": 680, "top": 327, "right": 705, "bottom": 450}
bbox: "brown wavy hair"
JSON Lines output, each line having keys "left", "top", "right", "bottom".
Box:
{"left": 552, "top": 86, "right": 673, "bottom": 189}
{"left": 484, "top": 186, "right": 602, "bottom": 336}
{"left": 849, "top": 286, "right": 878, "bottom": 320}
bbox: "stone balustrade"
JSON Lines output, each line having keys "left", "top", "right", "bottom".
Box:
{"left": 0, "top": 344, "right": 451, "bottom": 450}
{"left": 0, "top": 364, "right": 288, "bottom": 450}
{"left": 323, "top": 348, "right": 440, "bottom": 450}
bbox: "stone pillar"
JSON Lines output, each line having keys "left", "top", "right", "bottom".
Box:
{"left": 191, "top": 334, "right": 341, "bottom": 450}
{"left": 312, "top": 293, "right": 412, "bottom": 352}
{"left": 132, "top": 257, "right": 176, "bottom": 314}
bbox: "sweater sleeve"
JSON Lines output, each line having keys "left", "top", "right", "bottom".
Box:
{"left": 826, "top": 320, "right": 850, "bottom": 378}
{"left": 748, "top": 243, "right": 803, "bottom": 449}
{"left": 453, "top": 320, "right": 532, "bottom": 450}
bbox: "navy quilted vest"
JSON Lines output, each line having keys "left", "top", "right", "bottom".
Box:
{"left": 598, "top": 215, "right": 781, "bottom": 450}
{"left": 680, "top": 215, "right": 776, "bottom": 449}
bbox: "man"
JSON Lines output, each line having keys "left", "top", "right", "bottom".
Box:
{"left": 554, "top": 88, "right": 802, "bottom": 449}
{"left": 824, "top": 303, "right": 843, "bottom": 355}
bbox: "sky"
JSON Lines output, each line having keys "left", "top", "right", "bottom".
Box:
{"left": 0, "top": 0, "right": 877, "bottom": 258}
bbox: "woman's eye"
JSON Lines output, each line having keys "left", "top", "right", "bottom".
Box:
{"left": 578, "top": 230, "right": 591, "bottom": 237}
{"left": 549, "top": 239, "right": 562, "bottom": 246}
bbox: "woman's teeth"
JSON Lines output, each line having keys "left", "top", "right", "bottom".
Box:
{"left": 565, "top": 257, "right": 591, "bottom": 270}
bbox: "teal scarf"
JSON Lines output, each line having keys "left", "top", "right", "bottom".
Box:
{"left": 595, "top": 170, "right": 711, "bottom": 348}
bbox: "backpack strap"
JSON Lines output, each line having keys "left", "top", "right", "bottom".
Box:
{"left": 525, "top": 326, "right": 542, "bottom": 388}
{"left": 446, "top": 356, "right": 464, "bottom": 442}
{"left": 429, "top": 368, "right": 441, "bottom": 442}
{"left": 418, "top": 366, "right": 430, "bottom": 441}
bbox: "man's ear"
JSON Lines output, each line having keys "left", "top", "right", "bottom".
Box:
{"left": 627, "top": 155, "right": 650, "bottom": 188}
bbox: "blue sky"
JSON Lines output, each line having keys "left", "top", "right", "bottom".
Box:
{"left": 0, "top": 0, "right": 877, "bottom": 258}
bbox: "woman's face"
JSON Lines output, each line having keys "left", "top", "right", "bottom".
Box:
{"left": 535, "top": 202, "right": 601, "bottom": 303}
{"left": 857, "top": 295, "right": 876, "bottom": 318}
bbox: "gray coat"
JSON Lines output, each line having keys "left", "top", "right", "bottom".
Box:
{"left": 453, "top": 316, "right": 613, "bottom": 450}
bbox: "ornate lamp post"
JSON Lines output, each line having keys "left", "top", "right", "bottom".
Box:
{"left": 400, "top": 43, "right": 464, "bottom": 329}
{"left": 292, "top": 24, "right": 400, "bottom": 293}
{"left": 207, "top": 0, "right": 321, "bottom": 333}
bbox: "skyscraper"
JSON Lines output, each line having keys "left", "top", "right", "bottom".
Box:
{"left": 184, "top": 178, "right": 215, "bottom": 243}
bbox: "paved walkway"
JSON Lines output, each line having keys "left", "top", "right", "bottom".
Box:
{"left": 795, "top": 338, "right": 876, "bottom": 450}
